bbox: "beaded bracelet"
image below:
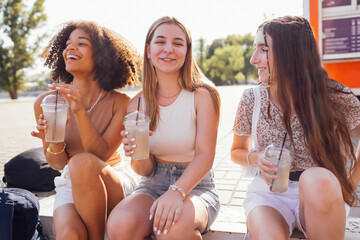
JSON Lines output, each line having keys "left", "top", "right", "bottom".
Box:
{"left": 168, "top": 184, "right": 186, "bottom": 200}
{"left": 47, "top": 143, "right": 66, "bottom": 155}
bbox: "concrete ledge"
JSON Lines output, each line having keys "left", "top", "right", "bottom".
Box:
{"left": 36, "top": 191, "right": 360, "bottom": 240}
{"left": 35, "top": 192, "right": 307, "bottom": 240}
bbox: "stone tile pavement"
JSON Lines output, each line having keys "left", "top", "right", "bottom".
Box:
{"left": 1, "top": 85, "right": 359, "bottom": 239}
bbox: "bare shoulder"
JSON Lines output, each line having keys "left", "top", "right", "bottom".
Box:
{"left": 113, "top": 90, "right": 131, "bottom": 109}
{"left": 194, "top": 87, "right": 214, "bottom": 104}
{"left": 127, "top": 91, "right": 144, "bottom": 112}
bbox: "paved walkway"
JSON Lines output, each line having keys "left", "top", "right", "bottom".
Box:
{"left": 1, "top": 85, "right": 359, "bottom": 239}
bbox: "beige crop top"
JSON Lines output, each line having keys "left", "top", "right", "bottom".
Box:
{"left": 144, "top": 90, "right": 196, "bottom": 163}
{"left": 65, "top": 90, "right": 121, "bottom": 166}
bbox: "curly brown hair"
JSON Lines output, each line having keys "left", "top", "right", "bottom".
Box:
{"left": 41, "top": 21, "right": 142, "bottom": 90}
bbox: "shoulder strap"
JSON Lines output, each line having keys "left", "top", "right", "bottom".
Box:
{"left": 251, "top": 86, "right": 261, "bottom": 149}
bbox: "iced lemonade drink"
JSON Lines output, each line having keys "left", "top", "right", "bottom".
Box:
{"left": 41, "top": 94, "right": 68, "bottom": 142}
{"left": 263, "top": 145, "right": 292, "bottom": 193}
{"left": 124, "top": 111, "right": 150, "bottom": 160}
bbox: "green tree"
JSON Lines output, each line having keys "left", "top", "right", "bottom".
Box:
{"left": 225, "top": 33, "right": 256, "bottom": 84}
{"left": 0, "top": 0, "right": 47, "bottom": 99}
{"left": 203, "top": 44, "right": 245, "bottom": 85}
{"left": 196, "top": 37, "right": 206, "bottom": 71}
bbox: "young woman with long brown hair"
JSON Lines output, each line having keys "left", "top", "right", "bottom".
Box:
{"left": 231, "top": 16, "right": 360, "bottom": 240}
{"left": 107, "top": 16, "right": 221, "bottom": 240}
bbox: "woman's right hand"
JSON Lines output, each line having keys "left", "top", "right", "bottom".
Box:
{"left": 120, "top": 130, "right": 135, "bottom": 157}
{"left": 120, "top": 130, "right": 154, "bottom": 157}
{"left": 257, "top": 150, "right": 278, "bottom": 186}
{"left": 31, "top": 113, "right": 47, "bottom": 140}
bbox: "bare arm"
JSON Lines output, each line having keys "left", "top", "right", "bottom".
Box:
{"left": 52, "top": 84, "right": 129, "bottom": 161}
{"left": 32, "top": 91, "right": 69, "bottom": 170}
{"left": 172, "top": 88, "right": 218, "bottom": 194}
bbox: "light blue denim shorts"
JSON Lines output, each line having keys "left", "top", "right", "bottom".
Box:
{"left": 132, "top": 162, "right": 220, "bottom": 233}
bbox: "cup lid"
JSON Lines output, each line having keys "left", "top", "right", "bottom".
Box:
{"left": 41, "top": 94, "right": 67, "bottom": 105}
{"left": 124, "top": 110, "right": 149, "bottom": 122}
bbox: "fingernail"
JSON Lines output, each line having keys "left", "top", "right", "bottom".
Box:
{"left": 56, "top": 87, "right": 60, "bottom": 90}
{"left": 67, "top": 94, "right": 71, "bottom": 97}
{"left": 154, "top": 227, "right": 157, "bottom": 232}
{"left": 164, "top": 230, "right": 168, "bottom": 235}
{"left": 130, "top": 138, "right": 135, "bottom": 142}
{"left": 125, "top": 131, "right": 128, "bottom": 135}
{"left": 149, "top": 214, "right": 152, "bottom": 220}
{"left": 172, "top": 222, "right": 175, "bottom": 226}
{"left": 132, "top": 144, "right": 136, "bottom": 148}
{"left": 48, "top": 84, "right": 53, "bottom": 87}
{"left": 157, "top": 230, "right": 161, "bottom": 235}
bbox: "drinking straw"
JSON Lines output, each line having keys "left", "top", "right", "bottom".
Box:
{"left": 136, "top": 96, "right": 141, "bottom": 125}
{"left": 270, "top": 132, "right": 287, "bottom": 190}
{"left": 52, "top": 79, "right": 59, "bottom": 141}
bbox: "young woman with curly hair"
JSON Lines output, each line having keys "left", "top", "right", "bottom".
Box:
{"left": 31, "top": 21, "right": 142, "bottom": 239}
{"left": 231, "top": 16, "right": 360, "bottom": 240}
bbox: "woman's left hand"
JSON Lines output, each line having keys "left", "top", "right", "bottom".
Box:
{"left": 48, "top": 83, "right": 84, "bottom": 114}
{"left": 150, "top": 189, "right": 184, "bottom": 235}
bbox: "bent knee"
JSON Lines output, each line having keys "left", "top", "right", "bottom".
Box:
{"left": 68, "top": 153, "right": 99, "bottom": 180}
{"left": 299, "top": 168, "right": 343, "bottom": 208}
{"left": 107, "top": 211, "right": 139, "bottom": 239}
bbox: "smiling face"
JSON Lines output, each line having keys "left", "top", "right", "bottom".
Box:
{"left": 250, "top": 29, "right": 275, "bottom": 83}
{"left": 62, "top": 28, "right": 95, "bottom": 75}
{"left": 146, "top": 23, "right": 187, "bottom": 76}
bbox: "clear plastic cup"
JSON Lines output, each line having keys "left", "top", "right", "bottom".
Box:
{"left": 263, "top": 145, "right": 292, "bottom": 193}
{"left": 123, "top": 111, "right": 150, "bottom": 160}
{"left": 41, "top": 94, "right": 68, "bottom": 143}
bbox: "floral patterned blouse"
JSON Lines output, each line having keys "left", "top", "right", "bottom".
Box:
{"left": 233, "top": 82, "right": 360, "bottom": 169}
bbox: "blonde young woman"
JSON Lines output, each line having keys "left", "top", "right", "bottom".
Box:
{"left": 231, "top": 16, "right": 360, "bottom": 240}
{"left": 107, "top": 16, "right": 221, "bottom": 240}
{"left": 31, "top": 21, "right": 141, "bottom": 239}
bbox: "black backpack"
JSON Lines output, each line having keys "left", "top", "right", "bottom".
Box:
{"left": 0, "top": 179, "right": 44, "bottom": 240}
{"left": 3, "top": 147, "right": 61, "bottom": 192}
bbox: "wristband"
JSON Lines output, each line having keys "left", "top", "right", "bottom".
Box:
{"left": 246, "top": 151, "right": 252, "bottom": 166}
{"left": 47, "top": 143, "right": 66, "bottom": 155}
{"left": 246, "top": 149, "right": 257, "bottom": 167}
{"left": 169, "top": 184, "right": 186, "bottom": 200}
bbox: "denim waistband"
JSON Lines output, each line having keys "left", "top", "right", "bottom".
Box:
{"left": 154, "top": 162, "right": 188, "bottom": 173}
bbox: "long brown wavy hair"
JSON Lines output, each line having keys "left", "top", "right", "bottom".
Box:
{"left": 143, "top": 16, "right": 220, "bottom": 131}
{"left": 41, "top": 21, "right": 142, "bottom": 90}
{"left": 260, "top": 16, "right": 357, "bottom": 205}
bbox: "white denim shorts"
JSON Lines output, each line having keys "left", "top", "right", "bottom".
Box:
{"left": 53, "top": 161, "right": 138, "bottom": 211}
{"left": 243, "top": 174, "right": 350, "bottom": 239}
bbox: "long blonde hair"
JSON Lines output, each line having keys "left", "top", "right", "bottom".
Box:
{"left": 143, "top": 16, "right": 220, "bottom": 131}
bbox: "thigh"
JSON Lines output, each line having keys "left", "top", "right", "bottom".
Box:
{"left": 248, "top": 206, "right": 290, "bottom": 240}
{"left": 81, "top": 153, "right": 127, "bottom": 213}
{"left": 53, "top": 203, "right": 87, "bottom": 238}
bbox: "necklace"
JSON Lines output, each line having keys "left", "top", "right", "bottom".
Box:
{"left": 87, "top": 89, "right": 104, "bottom": 114}
{"left": 157, "top": 89, "right": 181, "bottom": 99}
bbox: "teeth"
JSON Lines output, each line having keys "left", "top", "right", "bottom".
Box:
{"left": 163, "top": 58, "right": 172, "bottom": 61}
{"left": 66, "top": 54, "right": 79, "bottom": 60}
